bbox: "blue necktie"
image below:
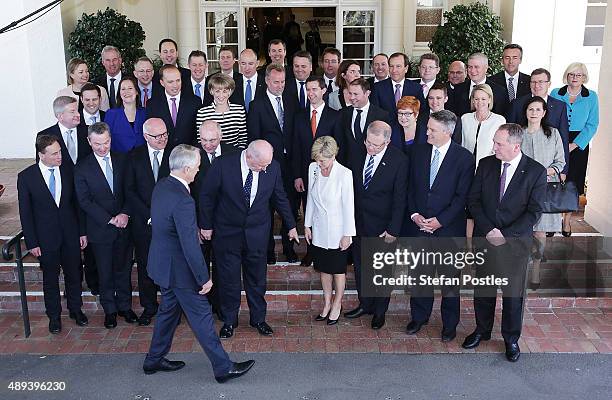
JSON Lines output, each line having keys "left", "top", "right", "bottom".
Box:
{"left": 299, "top": 81, "right": 306, "bottom": 109}
{"left": 429, "top": 149, "right": 440, "bottom": 189}
{"left": 245, "top": 79, "right": 253, "bottom": 112}
{"left": 243, "top": 170, "right": 253, "bottom": 207}
{"left": 363, "top": 155, "right": 374, "bottom": 190}
{"left": 48, "top": 168, "right": 56, "bottom": 202}
{"left": 103, "top": 155, "right": 114, "bottom": 193}
{"left": 195, "top": 83, "right": 202, "bottom": 100}
{"left": 275, "top": 97, "right": 284, "bottom": 130}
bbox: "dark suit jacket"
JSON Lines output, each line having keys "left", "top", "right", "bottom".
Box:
{"left": 147, "top": 176, "right": 209, "bottom": 289}
{"left": 152, "top": 66, "right": 192, "bottom": 94}
{"left": 390, "top": 116, "right": 428, "bottom": 151}
{"left": 74, "top": 152, "right": 131, "bottom": 244}
{"left": 335, "top": 103, "right": 389, "bottom": 169}
{"left": 36, "top": 124, "right": 91, "bottom": 167}
{"left": 506, "top": 94, "right": 570, "bottom": 173}
{"left": 201, "top": 71, "right": 247, "bottom": 107}
{"left": 246, "top": 92, "right": 298, "bottom": 162}
{"left": 78, "top": 110, "right": 106, "bottom": 128}
{"left": 125, "top": 144, "right": 170, "bottom": 235}
{"left": 489, "top": 71, "right": 531, "bottom": 101}
{"left": 192, "top": 143, "right": 238, "bottom": 211}
{"left": 468, "top": 154, "right": 546, "bottom": 238}
{"left": 371, "top": 78, "right": 427, "bottom": 116}
{"left": 17, "top": 164, "right": 83, "bottom": 251}
{"left": 406, "top": 142, "right": 475, "bottom": 236}
{"left": 351, "top": 145, "right": 408, "bottom": 237}
{"left": 291, "top": 105, "right": 338, "bottom": 183}
{"left": 199, "top": 151, "right": 296, "bottom": 252}
{"left": 146, "top": 92, "right": 201, "bottom": 148}
{"left": 448, "top": 78, "right": 509, "bottom": 117}
{"left": 283, "top": 76, "right": 311, "bottom": 110}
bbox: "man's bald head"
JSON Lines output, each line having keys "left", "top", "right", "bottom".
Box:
{"left": 448, "top": 60, "right": 467, "bottom": 86}
{"left": 143, "top": 118, "right": 168, "bottom": 150}
{"left": 199, "top": 120, "right": 223, "bottom": 154}
{"left": 239, "top": 48, "right": 259, "bottom": 79}
{"left": 245, "top": 140, "right": 273, "bottom": 172}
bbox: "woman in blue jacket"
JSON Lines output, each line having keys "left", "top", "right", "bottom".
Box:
{"left": 104, "top": 76, "right": 146, "bottom": 153}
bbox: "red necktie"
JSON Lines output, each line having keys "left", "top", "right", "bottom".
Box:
{"left": 310, "top": 109, "right": 317, "bottom": 138}
{"left": 143, "top": 88, "right": 149, "bottom": 107}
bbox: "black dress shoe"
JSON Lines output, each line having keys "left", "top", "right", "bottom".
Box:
{"left": 461, "top": 331, "right": 491, "bottom": 349}
{"left": 250, "top": 321, "right": 273, "bottom": 336}
{"left": 315, "top": 311, "right": 329, "bottom": 321}
{"left": 546, "top": 232, "right": 555, "bottom": 237}
{"left": 69, "top": 310, "right": 89, "bottom": 326}
{"left": 441, "top": 328, "right": 456, "bottom": 342}
{"left": 343, "top": 306, "right": 370, "bottom": 319}
{"left": 143, "top": 358, "right": 186, "bottom": 375}
{"left": 562, "top": 229, "right": 572, "bottom": 237}
{"left": 371, "top": 315, "right": 385, "bottom": 330}
{"left": 219, "top": 324, "right": 235, "bottom": 339}
{"left": 48, "top": 317, "right": 61, "bottom": 334}
{"left": 138, "top": 311, "right": 155, "bottom": 326}
{"left": 300, "top": 253, "right": 313, "bottom": 266}
{"left": 215, "top": 360, "right": 255, "bottom": 383}
{"left": 284, "top": 249, "right": 299, "bottom": 263}
{"left": 104, "top": 313, "right": 117, "bottom": 329}
{"left": 267, "top": 254, "right": 277, "bottom": 265}
{"left": 505, "top": 342, "right": 521, "bottom": 362}
{"left": 405, "top": 320, "right": 428, "bottom": 335}
{"left": 118, "top": 309, "right": 138, "bottom": 323}
{"left": 90, "top": 288, "right": 99, "bottom": 296}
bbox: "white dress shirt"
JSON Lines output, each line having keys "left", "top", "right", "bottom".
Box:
{"left": 170, "top": 173, "right": 190, "bottom": 193}
{"left": 362, "top": 145, "right": 387, "bottom": 183}
{"left": 205, "top": 145, "right": 222, "bottom": 163}
{"left": 191, "top": 77, "right": 205, "bottom": 99}
{"left": 82, "top": 109, "right": 101, "bottom": 126}
{"left": 469, "top": 78, "right": 487, "bottom": 97}
{"left": 38, "top": 161, "right": 61, "bottom": 206}
{"left": 240, "top": 150, "right": 259, "bottom": 206}
{"left": 351, "top": 101, "right": 371, "bottom": 138}
{"left": 243, "top": 74, "right": 258, "bottom": 98}
{"left": 501, "top": 152, "right": 523, "bottom": 195}
{"left": 147, "top": 144, "right": 164, "bottom": 171}
{"left": 107, "top": 72, "right": 122, "bottom": 93}
{"left": 58, "top": 122, "right": 78, "bottom": 161}
{"left": 165, "top": 92, "right": 181, "bottom": 115}
{"left": 309, "top": 102, "right": 325, "bottom": 129}
{"left": 374, "top": 76, "right": 389, "bottom": 84}
{"left": 504, "top": 71, "right": 519, "bottom": 95}
{"left": 420, "top": 79, "right": 436, "bottom": 96}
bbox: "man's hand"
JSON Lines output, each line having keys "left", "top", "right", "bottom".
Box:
{"left": 421, "top": 217, "right": 442, "bottom": 233}
{"left": 339, "top": 236, "right": 351, "bottom": 251}
{"left": 486, "top": 228, "right": 506, "bottom": 247}
{"left": 79, "top": 236, "right": 88, "bottom": 249}
{"left": 114, "top": 213, "right": 129, "bottom": 228}
{"left": 569, "top": 143, "right": 579, "bottom": 152}
{"left": 30, "top": 247, "right": 41, "bottom": 257}
{"left": 411, "top": 213, "right": 427, "bottom": 228}
{"left": 294, "top": 178, "right": 305, "bottom": 193}
{"left": 199, "top": 279, "right": 213, "bottom": 295}
{"left": 304, "top": 227, "right": 312, "bottom": 245}
{"left": 200, "top": 229, "right": 213, "bottom": 241}
{"left": 288, "top": 228, "right": 300, "bottom": 244}
{"left": 379, "top": 231, "right": 396, "bottom": 243}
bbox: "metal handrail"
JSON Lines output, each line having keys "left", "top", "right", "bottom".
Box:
{"left": 1, "top": 231, "right": 31, "bottom": 338}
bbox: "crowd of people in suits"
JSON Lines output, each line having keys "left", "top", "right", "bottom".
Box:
{"left": 17, "top": 37, "right": 600, "bottom": 379}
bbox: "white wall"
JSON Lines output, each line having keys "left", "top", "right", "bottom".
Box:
{"left": 0, "top": 0, "right": 67, "bottom": 158}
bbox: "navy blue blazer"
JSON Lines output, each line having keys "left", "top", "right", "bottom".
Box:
{"left": 468, "top": 154, "right": 546, "bottom": 238}
{"left": 198, "top": 151, "right": 296, "bottom": 252}
{"left": 406, "top": 142, "right": 475, "bottom": 237}
{"left": 36, "top": 124, "right": 91, "bottom": 167}
{"left": 18, "top": 164, "right": 84, "bottom": 251}
{"left": 146, "top": 92, "right": 201, "bottom": 148}
{"left": 147, "top": 176, "right": 209, "bottom": 289}
{"left": 192, "top": 143, "right": 238, "bottom": 213}
{"left": 351, "top": 145, "right": 408, "bottom": 237}
{"left": 489, "top": 71, "right": 531, "bottom": 101}
{"left": 104, "top": 107, "right": 147, "bottom": 153}
{"left": 371, "top": 78, "right": 427, "bottom": 116}
{"left": 74, "top": 152, "right": 131, "bottom": 244}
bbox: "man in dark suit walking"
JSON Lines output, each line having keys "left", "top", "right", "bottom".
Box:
{"left": 74, "top": 122, "right": 138, "bottom": 329}
{"left": 462, "top": 123, "right": 546, "bottom": 362}
{"left": 125, "top": 118, "right": 171, "bottom": 325}
{"left": 143, "top": 144, "right": 254, "bottom": 383}
{"left": 18, "top": 135, "right": 89, "bottom": 333}
{"left": 199, "top": 140, "right": 299, "bottom": 339}
{"left": 489, "top": 44, "right": 531, "bottom": 103}
{"left": 404, "top": 111, "right": 475, "bottom": 341}
{"left": 344, "top": 121, "right": 408, "bottom": 330}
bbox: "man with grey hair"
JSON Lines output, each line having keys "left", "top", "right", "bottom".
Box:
{"left": 144, "top": 144, "right": 255, "bottom": 383}
{"left": 37, "top": 96, "right": 91, "bottom": 168}
{"left": 93, "top": 45, "right": 125, "bottom": 108}
{"left": 404, "top": 110, "right": 475, "bottom": 341}
{"left": 199, "top": 139, "right": 299, "bottom": 339}
{"left": 344, "top": 120, "right": 408, "bottom": 330}
{"left": 448, "top": 52, "right": 508, "bottom": 117}
{"left": 463, "top": 123, "right": 546, "bottom": 362}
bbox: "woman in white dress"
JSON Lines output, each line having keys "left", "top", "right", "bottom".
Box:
{"left": 56, "top": 58, "right": 110, "bottom": 111}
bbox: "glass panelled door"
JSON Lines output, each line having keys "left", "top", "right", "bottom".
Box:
{"left": 201, "top": 6, "right": 243, "bottom": 72}
{"left": 339, "top": 7, "right": 379, "bottom": 77}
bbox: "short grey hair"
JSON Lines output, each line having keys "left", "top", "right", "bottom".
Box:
{"left": 430, "top": 110, "right": 457, "bottom": 135}
{"left": 88, "top": 122, "right": 110, "bottom": 137}
{"left": 498, "top": 123, "right": 524, "bottom": 145}
{"left": 101, "top": 45, "right": 121, "bottom": 58}
{"left": 53, "top": 96, "right": 77, "bottom": 116}
{"left": 366, "top": 120, "right": 392, "bottom": 140}
{"left": 468, "top": 52, "right": 488, "bottom": 66}
{"left": 169, "top": 144, "right": 200, "bottom": 171}
{"left": 199, "top": 120, "right": 223, "bottom": 138}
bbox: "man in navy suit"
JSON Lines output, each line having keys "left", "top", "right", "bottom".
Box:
{"left": 283, "top": 50, "right": 313, "bottom": 110}
{"left": 462, "top": 123, "right": 546, "bottom": 362}
{"left": 74, "top": 122, "right": 137, "bottom": 329}
{"left": 186, "top": 50, "right": 208, "bottom": 105}
{"left": 92, "top": 46, "right": 128, "bottom": 109}
{"left": 371, "top": 52, "right": 426, "bottom": 117}
{"left": 366, "top": 53, "right": 390, "bottom": 88}
{"left": 199, "top": 140, "right": 299, "bottom": 339}
{"left": 202, "top": 47, "right": 244, "bottom": 107}
{"left": 344, "top": 121, "right": 408, "bottom": 330}
{"left": 247, "top": 63, "right": 300, "bottom": 263}
{"left": 18, "top": 135, "right": 88, "bottom": 333}
{"left": 238, "top": 49, "right": 267, "bottom": 113}
{"left": 125, "top": 118, "right": 171, "bottom": 326}
{"left": 416, "top": 53, "right": 442, "bottom": 99}
{"left": 146, "top": 65, "right": 201, "bottom": 149}
{"left": 404, "top": 110, "right": 475, "bottom": 341}
{"left": 143, "top": 144, "right": 254, "bottom": 383}
{"left": 506, "top": 68, "right": 570, "bottom": 174}
{"left": 154, "top": 38, "right": 192, "bottom": 93}
{"left": 133, "top": 57, "right": 163, "bottom": 108}
{"left": 79, "top": 83, "right": 106, "bottom": 127}
{"left": 489, "top": 44, "right": 531, "bottom": 103}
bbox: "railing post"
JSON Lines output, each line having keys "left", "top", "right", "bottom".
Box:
{"left": 2, "top": 232, "right": 31, "bottom": 338}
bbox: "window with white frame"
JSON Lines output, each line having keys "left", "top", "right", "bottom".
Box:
{"left": 583, "top": 0, "right": 607, "bottom": 46}
{"left": 342, "top": 10, "right": 376, "bottom": 76}
{"left": 416, "top": 0, "right": 444, "bottom": 44}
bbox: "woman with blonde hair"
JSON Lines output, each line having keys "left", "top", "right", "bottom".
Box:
{"left": 56, "top": 58, "right": 110, "bottom": 110}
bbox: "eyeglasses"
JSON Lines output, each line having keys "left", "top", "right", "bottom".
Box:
{"left": 567, "top": 73, "right": 584, "bottom": 79}
{"left": 397, "top": 111, "right": 414, "bottom": 118}
{"left": 419, "top": 65, "right": 439, "bottom": 71}
{"left": 146, "top": 131, "right": 168, "bottom": 140}
{"left": 364, "top": 139, "right": 386, "bottom": 150}
{"left": 530, "top": 80, "right": 550, "bottom": 85}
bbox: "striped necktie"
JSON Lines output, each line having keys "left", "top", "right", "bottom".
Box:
{"left": 363, "top": 155, "right": 374, "bottom": 189}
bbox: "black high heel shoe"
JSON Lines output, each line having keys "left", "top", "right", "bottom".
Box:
{"left": 315, "top": 310, "right": 330, "bottom": 321}
{"left": 327, "top": 308, "right": 341, "bottom": 325}
{"left": 562, "top": 221, "right": 572, "bottom": 237}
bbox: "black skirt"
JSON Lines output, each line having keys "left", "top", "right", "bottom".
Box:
{"left": 567, "top": 130, "right": 589, "bottom": 195}
{"left": 311, "top": 245, "right": 348, "bottom": 274}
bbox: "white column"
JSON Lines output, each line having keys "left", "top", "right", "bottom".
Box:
{"left": 0, "top": 0, "right": 67, "bottom": 158}
{"left": 584, "top": 3, "right": 612, "bottom": 236}
{"left": 176, "top": 0, "right": 200, "bottom": 65}
{"left": 381, "top": 0, "right": 404, "bottom": 54}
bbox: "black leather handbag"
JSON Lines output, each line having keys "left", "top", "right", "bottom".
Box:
{"left": 542, "top": 167, "right": 579, "bottom": 213}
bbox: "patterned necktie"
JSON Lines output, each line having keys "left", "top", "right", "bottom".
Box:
{"left": 243, "top": 169, "right": 253, "bottom": 207}
{"left": 209, "top": 152, "right": 216, "bottom": 163}
{"left": 48, "top": 168, "right": 56, "bottom": 202}
{"left": 394, "top": 83, "right": 402, "bottom": 104}
{"left": 143, "top": 88, "right": 149, "bottom": 107}
{"left": 66, "top": 129, "right": 77, "bottom": 164}
{"left": 499, "top": 162, "right": 511, "bottom": 202}
{"left": 195, "top": 83, "right": 202, "bottom": 100}
{"left": 152, "top": 150, "right": 160, "bottom": 182}
{"left": 299, "top": 81, "right": 306, "bottom": 109}
{"left": 90, "top": 116, "right": 97, "bottom": 124}
{"left": 170, "top": 97, "right": 178, "bottom": 127}
{"left": 429, "top": 149, "right": 440, "bottom": 189}
{"left": 275, "top": 97, "right": 284, "bottom": 130}
{"left": 354, "top": 109, "right": 363, "bottom": 140}
{"left": 245, "top": 79, "right": 253, "bottom": 112}
{"left": 363, "top": 155, "right": 374, "bottom": 189}
{"left": 421, "top": 83, "right": 428, "bottom": 98}
{"left": 103, "top": 155, "right": 114, "bottom": 193}
{"left": 109, "top": 78, "right": 116, "bottom": 108}
{"left": 310, "top": 109, "right": 317, "bottom": 138}
{"left": 507, "top": 77, "right": 516, "bottom": 101}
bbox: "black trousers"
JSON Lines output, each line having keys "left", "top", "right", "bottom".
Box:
{"left": 38, "top": 241, "right": 82, "bottom": 318}
{"left": 201, "top": 240, "right": 221, "bottom": 318}
{"left": 90, "top": 231, "right": 132, "bottom": 314}
{"left": 132, "top": 227, "right": 159, "bottom": 315}
{"left": 267, "top": 159, "right": 299, "bottom": 257}
{"left": 352, "top": 237, "right": 391, "bottom": 317}
{"left": 82, "top": 246, "right": 99, "bottom": 293}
